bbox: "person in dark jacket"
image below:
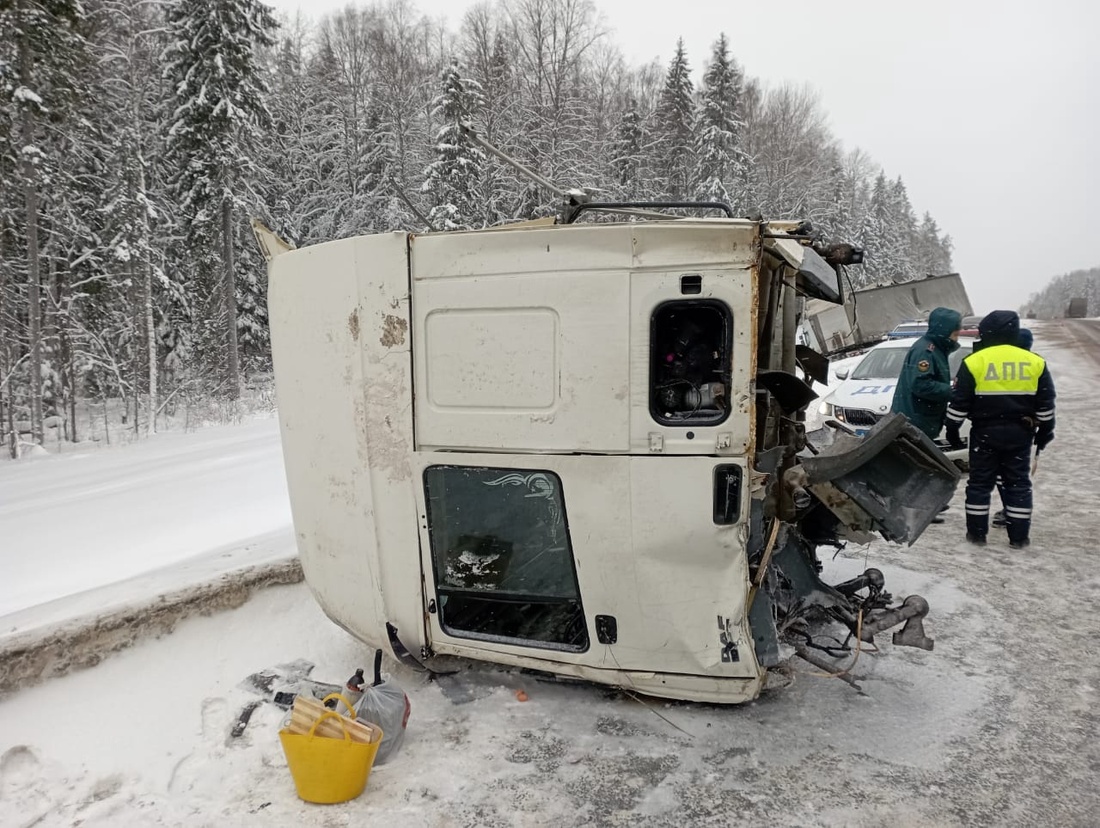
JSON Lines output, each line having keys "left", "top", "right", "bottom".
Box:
{"left": 946, "top": 311, "right": 1056, "bottom": 549}
{"left": 992, "top": 326, "right": 1036, "bottom": 528}
{"left": 890, "top": 307, "right": 963, "bottom": 439}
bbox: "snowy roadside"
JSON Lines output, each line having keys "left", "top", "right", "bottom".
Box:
{"left": 0, "top": 416, "right": 299, "bottom": 693}
{"left": 0, "top": 546, "right": 301, "bottom": 695}
{"left": 0, "top": 560, "right": 1000, "bottom": 828}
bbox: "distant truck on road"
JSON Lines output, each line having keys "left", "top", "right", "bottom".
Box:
{"left": 1066, "top": 297, "right": 1088, "bottom": 318}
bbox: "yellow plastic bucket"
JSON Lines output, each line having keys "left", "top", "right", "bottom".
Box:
{"left": 279, "top": 709, "right": 382, "bottom": 804}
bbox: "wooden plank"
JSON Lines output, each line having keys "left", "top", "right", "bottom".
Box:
{"left": 287, "top": 710, "right": 377, "bottom": 743}
{"left": 285, "top": 696, "right": 380, "bottom": 744}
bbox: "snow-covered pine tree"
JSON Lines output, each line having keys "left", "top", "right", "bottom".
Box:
{"left": 371, "top": 1, "right": 436, "bottom": 225}
{"left": 422, "top": 61, "right": 486, "bottom": 230}
{"left": 889, "top": 176, "right": 918, "bottom": 282}
{"left": 90, "top": 0, "right": 175, "bottom": 436}
{"left": 693, "top": 33, "right": 747, "bottom": 210}
{"left": 163, "top": 0, "right": 276, "bottom": 399}
{"left": 615, "top": 59, "right": 666, "bottom": 202}
{"left": 0, "top": 13, "right": 20, "bottom": 455}
{"left": 45, "top": 61, "right": 107, "bottom": 442}
{"left": 813, "top": 147, "right": 847, "bottom": 243}
{"left": 259, "top": 19, "right": 312, "bottom": 246}
{"left": 570, "top": 42, "right": 627, "bottom": 197}
{"left": 282, "top": 38, "right": 349, "bottom": 242}
{"left": 860, "top": 171, "right": 912, "bottom": 284}
{"left": 653, "top": 39, "right": 695, "bottom": 201}
{"left": 311, "top": 8, "right": 377, "bottom": 239}
{"left": 857, "top": 173, "right": 886, "bottom": 285}
{"left": 460, "top": 9, "right": 516, "bottom": 225}
{"left": 506, "top": 0, "right": 606, "bottom": 216}
{"left": 1087, "top": 269, "right": 1100, "bottom": 317}
{"left": 742, "top": 83, "right": 832, "bottom": 224}
{"left": 610, "top": 93, "right": 644, "bottom": 196}
{"left": 0, "top": 0, "right": 88, "bottom": 444}
{"left": 937, "top": 233, "right": 954, "bottom": 276}
{"left": 914, "top": 212, "right": 952, "bottom": 277}
{"left": 825, "top": 148, "right": 874, "bottom": 246}
{"left": 480, "top": 31, "right": 515, "bottom": 225}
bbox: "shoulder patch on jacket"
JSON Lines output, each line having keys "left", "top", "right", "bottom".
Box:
{"left": 917, "top": 359, "right": 931, "bottom": 372}
{"left": 926, "top": 342, "right": 936, "bottom": 352}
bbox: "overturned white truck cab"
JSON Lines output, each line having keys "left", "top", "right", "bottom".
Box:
{"left": 264, "top": 207, "right": 959, "bottom": 704}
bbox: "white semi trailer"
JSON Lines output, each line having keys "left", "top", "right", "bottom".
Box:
{"left": 261, "top": 206, "right": 958, "bottom": 704}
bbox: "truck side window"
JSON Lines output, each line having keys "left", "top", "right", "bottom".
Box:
{"left": 650, "top": 300, "right": 733, "bottom": 426}
{"left": 423, "top": 466, "right": 588, "bottom": 652}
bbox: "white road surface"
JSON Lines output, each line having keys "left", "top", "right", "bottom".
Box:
{"left": 0, "top": 417, "right": 293, "bottom": 618}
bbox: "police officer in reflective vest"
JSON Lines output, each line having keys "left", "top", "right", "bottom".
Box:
{"left": 992, "top": 326, "right": 1036, "bottom": 528}
{"left": 945, "top": 310, "right": 1056, "bottom": 548}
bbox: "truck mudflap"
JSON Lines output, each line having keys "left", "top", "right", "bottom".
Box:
{"left": 799, "top": 413, "right": 961, "bottom": 546}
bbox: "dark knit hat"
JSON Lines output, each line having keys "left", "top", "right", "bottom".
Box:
{"left": 1018, "top": 327, "right": 1033, "bottom": 351}
{"left": 977, "top": 310, "right": 1020, "bottom": 348}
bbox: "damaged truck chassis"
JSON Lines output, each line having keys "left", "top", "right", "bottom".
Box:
{"left": 262, "top": 199, "right": 958, "bottom": 705}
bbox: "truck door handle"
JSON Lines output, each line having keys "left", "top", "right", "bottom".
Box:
{"left": 713, "top": 465, "right": 742, "bottom": 525}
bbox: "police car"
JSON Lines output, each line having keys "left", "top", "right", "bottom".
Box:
{"left": 885, "top": 320, "right": 929, "bottom": 339}
{"left": 818, "top": 336, "right": 975, "bottom": 461}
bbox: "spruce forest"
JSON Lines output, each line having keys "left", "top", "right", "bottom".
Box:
{"left": 0, "top": 0, "right": 957, "bottom": 456}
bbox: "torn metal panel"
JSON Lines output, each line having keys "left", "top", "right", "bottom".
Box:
{"left": 796, "top": 344, "right": 831, "bottom": 387}
{"left": 764, "top": 237, "right": 843, "bottom": 304}
{"left": 757, "top": 370, "right": 818, "bottom": 415}
{"left": 800, "top": 414, "right": 960, "bottom": 545}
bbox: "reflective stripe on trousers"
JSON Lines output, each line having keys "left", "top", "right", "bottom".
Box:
{"left": 965, "top": 424, "right": 1034, "bottom": 542}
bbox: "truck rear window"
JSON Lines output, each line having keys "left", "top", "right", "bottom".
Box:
{"left": 650, "top": 300, "right": 732, "bottom": 426}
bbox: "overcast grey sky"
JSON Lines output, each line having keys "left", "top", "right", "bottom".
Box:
{"left": 268, "top": 0, "right": 1100, "bottom": 314}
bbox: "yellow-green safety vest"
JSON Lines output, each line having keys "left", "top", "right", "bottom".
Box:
{"left": 965, "top": 345, "right": 1045, "bottom": 395}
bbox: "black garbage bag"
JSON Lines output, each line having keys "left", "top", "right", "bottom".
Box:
{"left": 351, "top": 650, "right": 410, "bottom": 764}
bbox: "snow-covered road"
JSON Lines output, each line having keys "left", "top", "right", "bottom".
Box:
{"left": 0, "top": 417, "right": 293, "bottom": 618}
{"left": 0, "top": 320, "right": 1098, "bottom": 827}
